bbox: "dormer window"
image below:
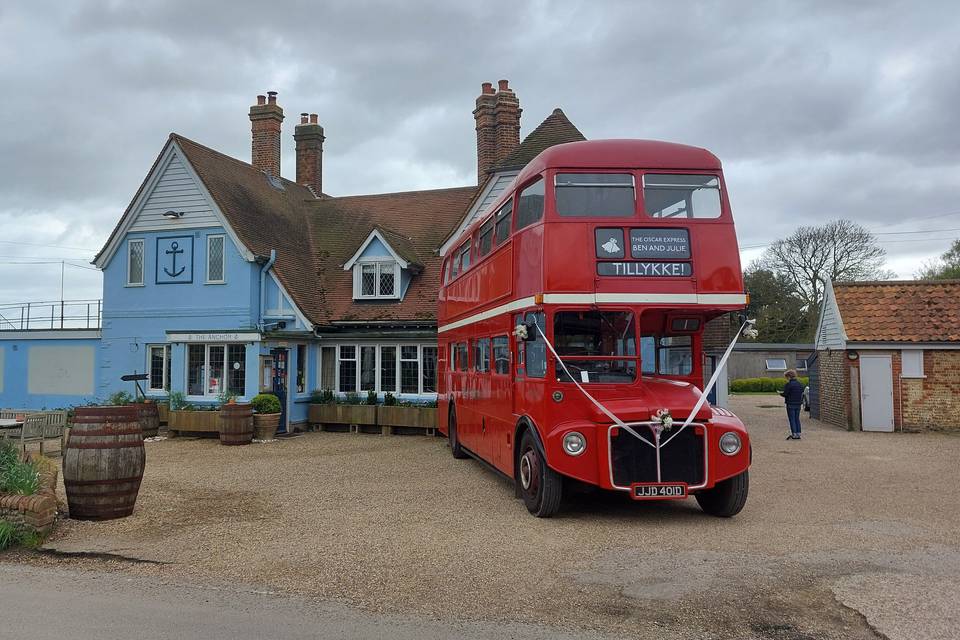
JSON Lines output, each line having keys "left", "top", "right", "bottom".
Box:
{"left": 344, "top": 228, "right": 420, "bottom": 302}
{"left": 356, "top": 261, "right": 399, "bottom": 299}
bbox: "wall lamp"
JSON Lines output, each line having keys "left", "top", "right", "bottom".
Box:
{"left": 163, "top": 210, "right": 185, "bottom": 219}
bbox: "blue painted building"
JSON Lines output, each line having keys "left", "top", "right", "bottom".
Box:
{"left": 0, "top": 84, "right": 586, "bottom": 430}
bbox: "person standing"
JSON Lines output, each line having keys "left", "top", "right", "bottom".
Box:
{"left": 780, "top": 369, "right": 804, "bottom": 440}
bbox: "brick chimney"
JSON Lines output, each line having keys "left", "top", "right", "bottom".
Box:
{"left": 294, "top": 112, "right": 325, "bottom": 195}
{"left": 473, "top": 82, "right": 497, "bottom": 184}
{"left": 493, "top": 79, "right": 521, "bottom": 165}
{"left": 249, "top": 91, "right": 284, "bottom": 177}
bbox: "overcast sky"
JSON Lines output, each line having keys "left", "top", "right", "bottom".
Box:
{"left": 1, "top": 0, "right": 958, "bottom": 307}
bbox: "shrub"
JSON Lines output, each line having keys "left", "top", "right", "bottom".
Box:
{"left": 250, "top": 393, "right": 281, "bottom": 414}
{"left": 310, "top": 389, "right": 335, "bottom": 405}
{"left": 0, "top": 444, "right": 39, "bottom": 496}
{"left": 217, "top": 390, "right": 238, "bottom": 407}
{"left": 365, "top": 390, "right": 379, "bottom": 406}
{"left": 342, "top": 392, "right": 361, "bottom": 405}
{"left": 730, "top": 377, "right": 809, "bottom": 393}
{"left": 0, "top": 521, "right": 14, "bottom": 551}
{"left": 382, "top": 392, "right": 397, "bottom": 406}
{"left": 168, "top": 391, "right": 188, "bottom": 411}
{"left": 108, "top": 390, "right": 133, "bottom": 406}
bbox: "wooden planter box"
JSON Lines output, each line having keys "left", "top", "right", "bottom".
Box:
{"left": 377, "top": 406, "right": 437, "bottom": 435}
{"left": 168, "top": 409, "right": 221, "bottom": 436}
{"left": 309, "top": 404, "right": 377, "bottom": 431}
{"left": 157, "top": 402, "right": 169, "bottom": 425}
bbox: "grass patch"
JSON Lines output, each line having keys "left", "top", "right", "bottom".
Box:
{"left": 0, "top": 519, "right": 46, "bottom": 551}
{"left": 0, "top": 442, "right": 40, "bottom": 496}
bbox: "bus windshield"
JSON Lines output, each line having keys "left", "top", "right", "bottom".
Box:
{"left": 554, "top": 310, "right": 637, "bottom": 383}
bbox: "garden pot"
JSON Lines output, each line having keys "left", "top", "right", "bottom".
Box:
{"left": 219, "top": 403, "right": 253, "bottom": 445}
{"left": 135, "top": 401, "right": 160, "bottom": 438}
{"left": 254, "top": 413, "right": 281, "bottom": 440}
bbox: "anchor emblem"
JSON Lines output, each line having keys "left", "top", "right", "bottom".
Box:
{"left": 164, "top": 241, "right": 186, "bottom": 278}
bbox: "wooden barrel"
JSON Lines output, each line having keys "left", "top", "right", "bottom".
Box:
{"left": 136, "top": 402, "right": 160, "bottom": 438}
{"left": 63, "top": 406, "right": 145, "bottom": 521}
{"left": 219, "top": 403, "right": 253, "bottom": 445}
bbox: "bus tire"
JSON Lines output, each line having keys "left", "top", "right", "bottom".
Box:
{"left": 517, "top": 430, "right": 562, "bottom": 517}
{"left": 448, "top": 407, "right": 468, "bottom": 459}
{"left": 695, "top": 470, "right": 748, "bottom": 517}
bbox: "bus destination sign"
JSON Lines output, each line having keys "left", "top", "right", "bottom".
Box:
{"left": 630, "top": 228, "right": 690, "bottom": 259}
{"left": 597, "top": 262, "right": 692, "bottom": 277}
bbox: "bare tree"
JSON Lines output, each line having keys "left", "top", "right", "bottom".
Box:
{"left": 759, "top": 220, "right": 893, "bottom": 328}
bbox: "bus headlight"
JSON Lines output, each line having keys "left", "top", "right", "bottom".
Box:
{"left": 562, "top": 432, "right": 586, "bottom": 456}
{"left": 719, "top": 432, "right": 742, "bottom": 456}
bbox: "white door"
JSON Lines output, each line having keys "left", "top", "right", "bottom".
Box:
{"left": 860, "top": 355, "right": 894, "bottom": 432}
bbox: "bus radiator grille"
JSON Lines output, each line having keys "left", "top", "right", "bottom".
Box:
{"left": 610, "top": 427, "right": 705, "bottom": 487}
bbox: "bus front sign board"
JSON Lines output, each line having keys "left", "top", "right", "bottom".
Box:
{"left": 598, "top": 262, "right": 692, "bottom": 277}
{"left": 630, "top": 228, "right": 690, "bottom": 259}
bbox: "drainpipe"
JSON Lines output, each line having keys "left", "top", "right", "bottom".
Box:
{"left": 259, "top": 249, "right": 277, "bottom": 330}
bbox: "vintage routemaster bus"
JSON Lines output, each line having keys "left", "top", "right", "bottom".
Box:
{"left": 437, "top": 139, "right": 751, "bottom": 518}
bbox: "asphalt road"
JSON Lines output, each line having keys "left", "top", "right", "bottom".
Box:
{"left": 0, "top": 564, "right": 618, "bottom": 640}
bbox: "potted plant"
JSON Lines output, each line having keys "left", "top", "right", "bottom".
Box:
{"left": 167, "top": 391, "right": 221, "bottom": 436}
{"left": 251, "top": 393, "right": 282, "bottom": 440}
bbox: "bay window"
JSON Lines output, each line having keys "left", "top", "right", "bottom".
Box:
{"left": 329, "top": 344, "right": 438, "bottom": 395}
{"left": 186, "top": 343, "right": 247, "bottom": 398}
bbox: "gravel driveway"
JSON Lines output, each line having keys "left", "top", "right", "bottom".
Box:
{"left": 6, "top": 395, "right": 959, "bottom": 639}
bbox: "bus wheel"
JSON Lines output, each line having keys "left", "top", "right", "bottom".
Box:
{"left": 517, "top": 431, "right": 562, "bottom": 517}
{"left": 695, "top": 470, "right": 748, "bottom": 517}
{"left": 448, "top": 408, "right": 468, "bottom": 459}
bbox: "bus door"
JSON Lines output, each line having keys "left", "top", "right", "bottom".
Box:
{"left": 513, "top": 311, "right": 547, "bottom": 452}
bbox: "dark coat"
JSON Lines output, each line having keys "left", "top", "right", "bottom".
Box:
{"left": 780, "top": 378, "right": 805, "bottom": 407}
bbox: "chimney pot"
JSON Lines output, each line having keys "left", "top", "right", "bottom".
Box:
{"left": 267, "top": 91, "right": 278, "bottom": 104}
{"left": 310, "top": 113, "right": 318, "bottom": 124}
{"left": 301, "top": 113, "right": 309, "bottom": 124}
{"left": 257, "top": 94, "right": 266, "bottom": 105}
{"left": 498, "top": 79, "right": 510, "bottom": 91}
{"left": 482, "top": 82, "right": 494, "bottom": 95}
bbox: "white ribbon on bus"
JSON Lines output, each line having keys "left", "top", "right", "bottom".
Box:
{"left": 531, "top": 317, "right": 756, "bottom": 449}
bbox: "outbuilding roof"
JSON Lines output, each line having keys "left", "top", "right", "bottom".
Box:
{"left": 833, "top": 280, "right": 960, "bottom": 343}
{"left": 492, "top": 108, "right": 585, "bottom": 171}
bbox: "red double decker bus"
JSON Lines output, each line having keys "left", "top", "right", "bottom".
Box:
{"left": 437, "top": 139, "right": 751, "bottom": 517}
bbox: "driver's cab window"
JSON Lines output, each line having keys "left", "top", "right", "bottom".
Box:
{"left": 641, "top": 335, "right": 693, "bottom": 376}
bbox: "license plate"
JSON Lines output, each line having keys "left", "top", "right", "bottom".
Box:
{"left": 631, "top": 482, "right": 688, "bottom": 500}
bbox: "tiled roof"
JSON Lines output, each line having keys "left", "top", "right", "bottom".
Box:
{"left": 493, "top": 108, "right": 586, "bottom": 171}
{"left": 172, "top": 135, "right": 477, "bottom": 327}
{"left": 834, "top": 280, "right": 960, "bottom": 343}
{"left": 305, "top": 188, "right": 478, "bottom": 325}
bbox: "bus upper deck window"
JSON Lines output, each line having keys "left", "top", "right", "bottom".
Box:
{"left": 477, "top": 218, "right": 494, "bottom": 257}
{"left": 643, "top": 174, "right": 721, "bottom": 219}
{"left": 494, "top": 199, "right": 513, "bottom": 243}
{"left": 555, "top": 173, "right": 634, "bottom": 217}
{"left": 516, "top": 179, "right": 544, "bottom": 229}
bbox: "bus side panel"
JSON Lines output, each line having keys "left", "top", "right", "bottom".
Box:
{"left": 513, "top": 225, "right": 545, "bottom": 300}
{"left": 437, "top": 340, "right": 449, "bottom": 435}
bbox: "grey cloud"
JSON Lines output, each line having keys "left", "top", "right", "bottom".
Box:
{"left": 1, "top": 0, "right": 959, "bottom": 304}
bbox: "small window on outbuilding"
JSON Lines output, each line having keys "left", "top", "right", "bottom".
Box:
{"left": 765, "top": 358, "right": 788, "bottom": 371}
{"left": 902, "top": 350, "right": 924, "bottom": 378}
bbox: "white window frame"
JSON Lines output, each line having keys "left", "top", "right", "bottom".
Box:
{"left": 901, "top": 349, "right": 925, "bottom": 378}
{"left": 147, "top": 344, "right": 170, "bottom": 393}
{"left": 329, "top": 343, "right": 438, "bottom": 396}
{"left": 353, "top": 260, "right": 401, "bottom": 300}
{"left": 796, "top": 358, "right": 808, "bottom": 372}
{"left": 127, "top": 238, "right": 145, "bottom": 286}
{"left": 185, "top": 343, "right": 246, "bottom": 399}
{"left": 295, "top": 344, "right": 308, "bottom": 395}
{"left": 205, "top": 234, "right": 226, "bottom": 284}
{"left": 765, "top": 358, "right": 788, "bottom": 371}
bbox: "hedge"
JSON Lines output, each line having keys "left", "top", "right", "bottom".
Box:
{"left": 730, "top": 377, "right": 809, "bottom": 393}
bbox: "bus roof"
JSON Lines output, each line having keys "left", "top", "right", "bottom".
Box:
{"left": 515, "top": 139, "right": 722, "bottom": 185}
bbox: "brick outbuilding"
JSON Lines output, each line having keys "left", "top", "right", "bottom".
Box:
{"left": 815, "top": 279, "right": 960, "bottom": 432}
